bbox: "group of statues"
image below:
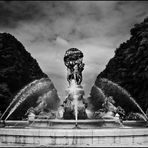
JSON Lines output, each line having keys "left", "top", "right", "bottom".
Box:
{"left": 64, "top": 48, "right": 85, "bottom": 85}
{"left": 26, "top": 48, "right": 124, "bottom": 121}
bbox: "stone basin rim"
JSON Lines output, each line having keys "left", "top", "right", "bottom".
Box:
{"left": 1, "top": 119, "right": 146, "bottom": 123}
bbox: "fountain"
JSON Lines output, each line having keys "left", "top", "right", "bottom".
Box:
{"left": 0, "top": 48, "right": 148, "bottom": 146}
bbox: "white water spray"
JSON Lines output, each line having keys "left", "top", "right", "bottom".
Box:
{"left": 1, "top": 78, "right": 55, "bottom": 121}
{"left": 69, "top": 80, "right": 79, "bottom": 124}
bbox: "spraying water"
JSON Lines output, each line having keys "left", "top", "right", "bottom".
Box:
{"left": 68, "top": 80, "right": 78, "bottom": 123}
{"left": 95, "top": 78, "right": 148, "bottom": 121}
{"left": 0, "top": 79, "right": 38, "bottom": 120}
{"left": 1, "top": 78, "right": 59, "bottom": 121}
{"left": 74, "top": 93, "right": 78, "bottom": 123}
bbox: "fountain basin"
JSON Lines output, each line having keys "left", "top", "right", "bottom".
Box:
{"left": 0, "top": 126, "right": 148, "bottom": 146}
{"left": 0, "top": 120, "right": 147, "bottom": 146}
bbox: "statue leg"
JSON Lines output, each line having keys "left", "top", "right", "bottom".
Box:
{"left": 77, "top": 74, "right": 82, "bottom": 85}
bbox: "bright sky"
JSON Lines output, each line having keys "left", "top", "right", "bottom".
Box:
{"left": 0, "top": 1, "right": 148, "bottom": 100}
